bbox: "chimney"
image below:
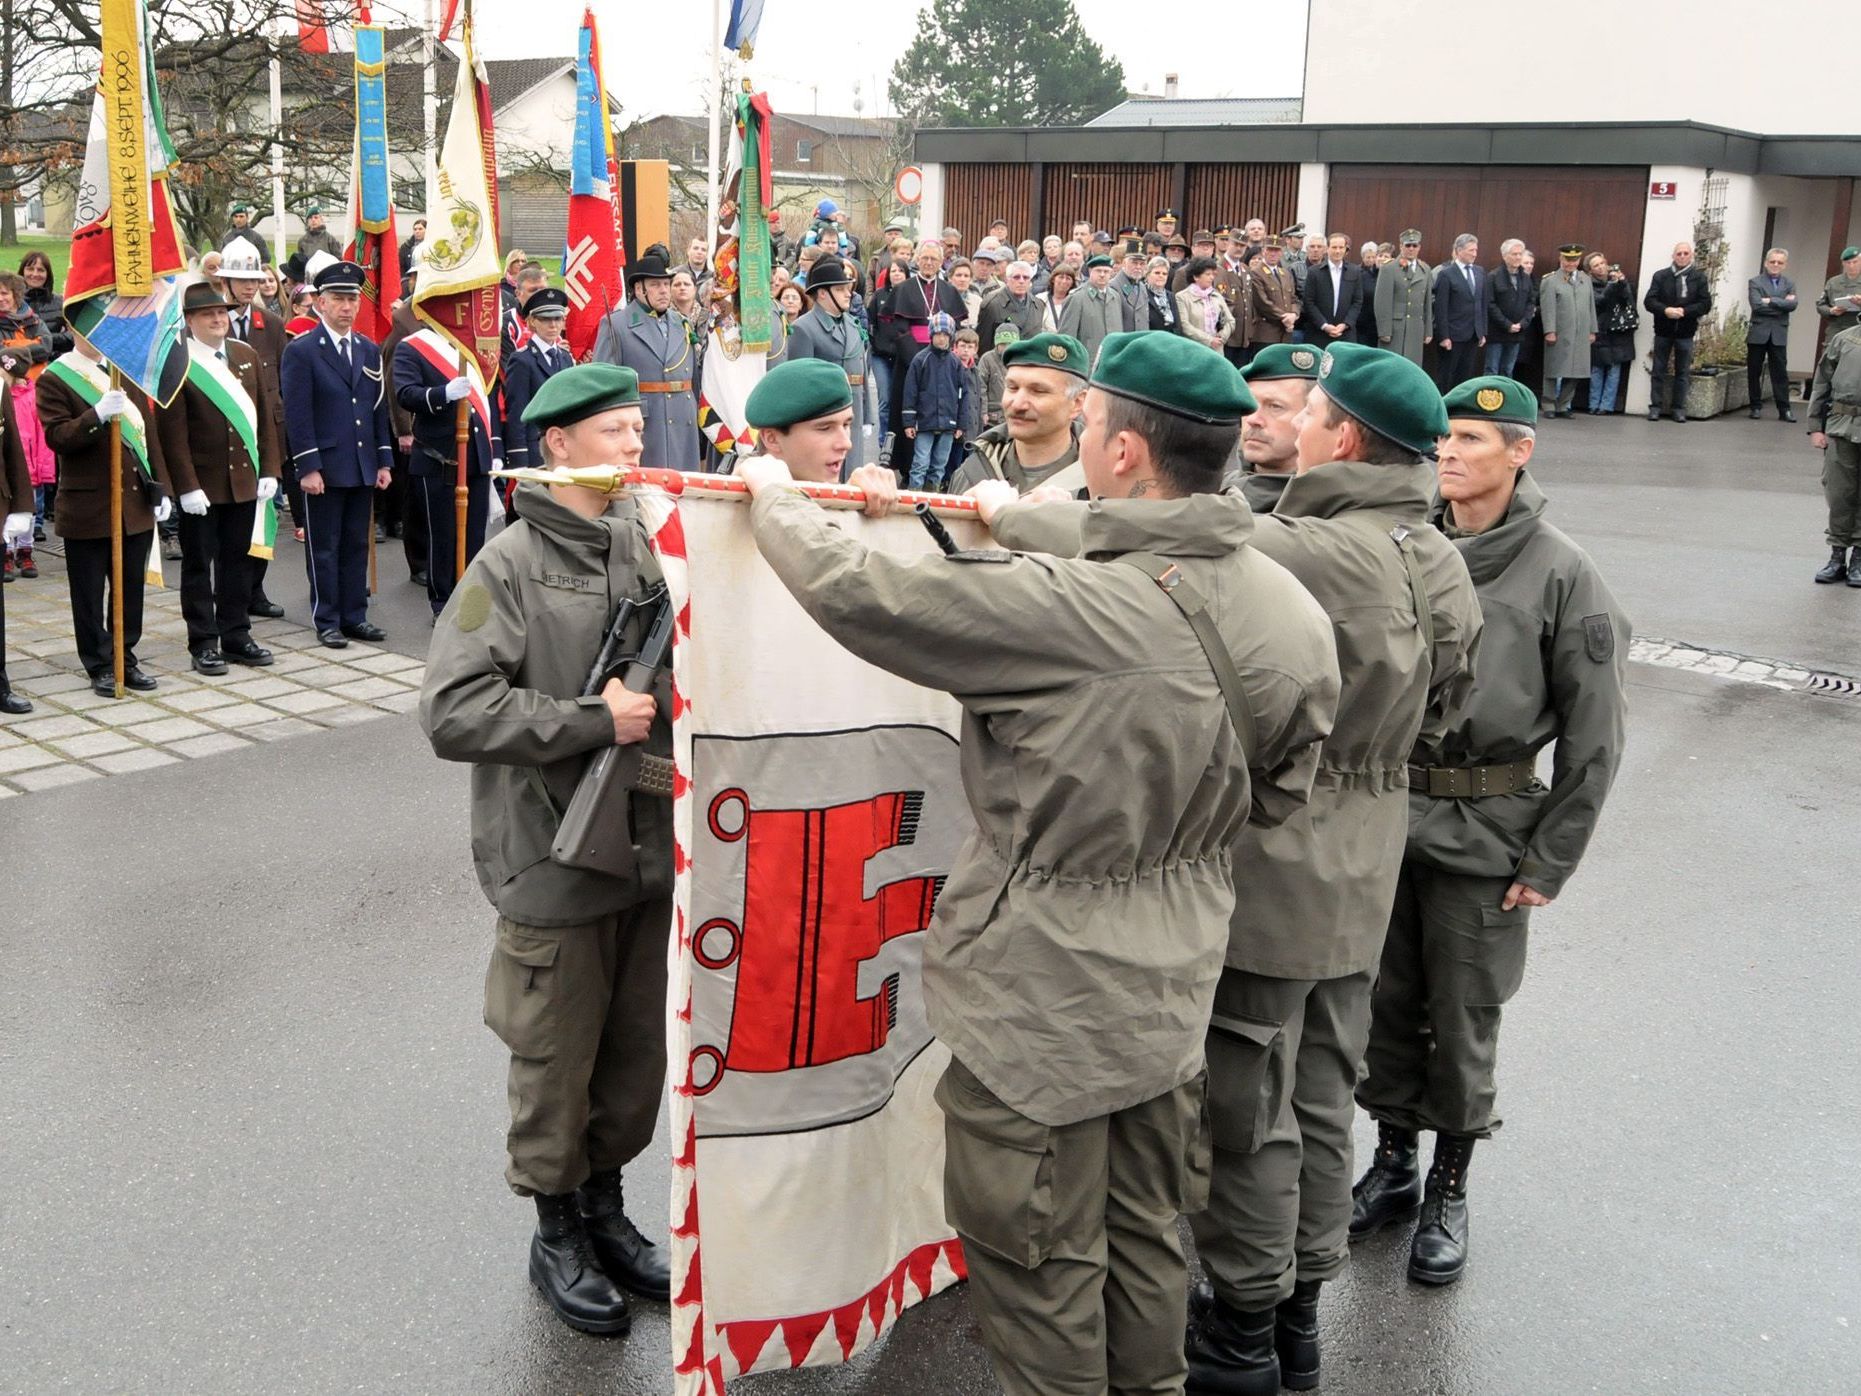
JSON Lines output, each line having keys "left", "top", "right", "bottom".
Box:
{"left": 1164, "top": 73, "right": 1179, "bottom": 99}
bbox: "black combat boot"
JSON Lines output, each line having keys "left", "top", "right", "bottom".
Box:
{"left": 1814, "top": 547, "right": 1849, "bottom": 584}
{"left": 1349, "top": 1121, "right": 1421, "bottom": 1239}
{"left": 577, "top": 1168, "right": 672, "bottom": 1301}
{"left": 1185, "top": 1291, "right": 1280, "bottom": 1396}
{"left": 1848, "top": 549, "right": 1861, "bottom": 588}
{"left": 529, "top": 1192, "right": 631, "bottom": 1334}
{"left": 1408, "top": 1134, "right": 1476, "bottom": 1286}
{"left": 1275, "top": 1278, "right": 1322, "bottom": 1391}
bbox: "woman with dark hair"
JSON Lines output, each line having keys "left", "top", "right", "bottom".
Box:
{"left": 775, "top": 281, "right": 806, "bottom": 327}
{"left": 18, "top": 252, "right": 69, "bottom": 358}
{"left": 1037, "top": 264, "right": 1077, "bottom": 332}
{"left": 1585, "top": 250, "right": 1635, "bottom": 414}
{"left": 1175, "top": 256, "right": 1234, "bottom": 351}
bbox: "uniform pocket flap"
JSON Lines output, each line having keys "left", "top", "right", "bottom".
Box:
{"left": 1208, "top": 1011, "right": 1282, "bottom": 1049}
{"left": 496, "top": 932, "right": 560, "bottom": 968}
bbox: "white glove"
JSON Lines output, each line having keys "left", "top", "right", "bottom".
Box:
{"left": 443, "top": 376, "right": 471, "bottom": 402}
{"left": 256, "top": 477, "right": 278, "bottom": 502}
{"left": 179, "top": 490, "right": 210, "bottom": 516}
{"left": 154, "top": 497, "right": 173, "bottom": 524}
{"left": 2, "top": 512, "right": 30, "bottom": 547}
{"left": 96, "top": 389, "right": 129, "bottom": 421}
{"left": 490, "top": 456, "right": 503, "bottom": 473}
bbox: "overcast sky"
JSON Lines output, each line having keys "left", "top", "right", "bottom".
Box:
{"left": 377, "top": 0, "right": 1310, "bottom": 122}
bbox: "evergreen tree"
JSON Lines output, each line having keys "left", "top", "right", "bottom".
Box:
{"left": 888, "top": 0, "right": 1127, "bottom": 129}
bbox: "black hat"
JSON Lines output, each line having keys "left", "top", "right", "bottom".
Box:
{"left": 1156, "top": 207, "right": 1180, "bottom": 223}
{"left": 311, "top": 259, "right": 366, "bottom": 292}
{"left": 1115, "top": 225, "right": 1142, "bottom": 240}
{"left": 805, "top": 256, "right": 853, "bottom": 291}
{"left": 1120, "top": 239, "right": 1146, "bottom": 261}
{"left": 181, "top": 279, "right": 234, "bottom": 314}
{"left": 626, "top": 253, "right": 672, "bottom": 286}
{"left": 522, "top": 286, "right": 570, "bottom": 317}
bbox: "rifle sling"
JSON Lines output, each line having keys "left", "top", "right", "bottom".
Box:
{"left": 1117, "top": 552, "right": 1256, "bottom": 765}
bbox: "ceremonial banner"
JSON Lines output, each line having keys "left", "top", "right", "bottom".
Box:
{"left": 66, "top": 0, "right": 187, "bottom": 405}
{"left": 562, "top": 8, "right": 623, "bottom": 363}
{"left": 413, "top": 10, "right": 501, "bottom": 384}
{"left": 724, "top": 0, "right": 765, "bottom": 58}
{"left": 697, "top": 92, "right": 778, "bottom": 464}
{"left": 637, "top": 484, "right": 980, "bottom": 1394}
{"left": 344, "top": 23, "right": 401, "bottom": 344}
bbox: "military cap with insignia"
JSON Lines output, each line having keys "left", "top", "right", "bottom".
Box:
{"left": 1157, "top": 208, "right": 1180, "bottom": 223}
{"left": 1399, "top": 229, "right": 1422, "bottom": 245}
{"left": 1191, "top": 229, "right": 1216, "bottom": 246}
{"left": 522, "top": 286, "right": 571, "bottom": 317}
{"left": 1116, "top": 225, "right": 1142, "bottom": 239}
{"left": 1120, "top": 239, "right": 1146, "bottom": 260}
{"left": 1558, "top": 244, "right": 1585, "bottom": 260}
{"left": 1091, "top": 332, "right": 1256, "bottom": 423}
{"left": 1243, "top": 343, "right": 1322, "bottom": 383}
{"left": 745, "top": 358, "right": 855, "bottom": 430}
{"left": 1213, "top": 225, "right": 1232, "bottom": 239}
{"left": 1442, "top": 374, "right": 1538, "bottom": 427}
{"left": 521, "top": 362, "right": 641, "bottom": 428}
{"left": 231, "top": 201, "right": 251, "bottom": 215}
{"left": 1261, "top": 235, "right": 1283, "bottom": 250}
{"left": 1313, "top": 341, "right": 1448, "bottom": 454}
{"left": 1002, "top": 332, "right": 1089, "bottom": 379}
{"left": 1083, "top": 253, "right": 1113, "bottom": 270}
{"left": 311, "top": 258, "right": 366, "bottom": 292}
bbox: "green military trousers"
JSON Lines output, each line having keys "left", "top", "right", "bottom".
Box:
{"left": 1187, "top": 966, "right": 1374, "bottom": 1311}
{"left": 1357, "top": 862, "right": 1530, "bottom": 1138}
{"left": 484, "top": 903, "right": 670, "bottom": 1196}
{"left": 935, "top": 1057, "right": 1210, "bottom": 1396}
{"left": 1823, "top": 437, "right": 1861, "bottom": 547}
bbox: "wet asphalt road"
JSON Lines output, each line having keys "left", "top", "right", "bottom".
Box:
{"left": 3, "top": 417, "right": 1858, "bottom": 1395}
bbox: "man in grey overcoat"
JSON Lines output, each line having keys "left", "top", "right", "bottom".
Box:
{"left": 1374, "top": 231, "right": 1433, "bottom": 364}
{"left": 1539, "top": 247, "right": 1596, "bottom": 418}
{"left": 783, "top": 256, "right": 871, "bottom": 470}
{"left": 593, "top": 254, "right": 701, "bottom": 468}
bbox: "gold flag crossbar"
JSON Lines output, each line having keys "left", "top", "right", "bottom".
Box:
{"left": 490, "top": 466, "right": 983, "bottom": 517}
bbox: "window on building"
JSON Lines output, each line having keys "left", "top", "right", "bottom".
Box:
{"left": 797, "top": 140, "right": 812, "bottom": 163}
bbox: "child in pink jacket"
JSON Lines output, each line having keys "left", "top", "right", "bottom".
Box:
{"left": 2, "top": 350, "right": 51, "bottom": 580}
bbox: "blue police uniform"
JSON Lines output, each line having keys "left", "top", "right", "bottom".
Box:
{"left": 500, "top": 336, "right": 572, "bottom": 468}
{"left": 392, "top": 330, "right": 502, "bottom": 615}
{"left": 279, "top": 291, "right": 393, "bottom": 638}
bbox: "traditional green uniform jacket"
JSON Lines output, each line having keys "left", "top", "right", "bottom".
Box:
{"left": 752, "top": 489, "right": 1341, "bottom": 1127}
{"left": 783, "top": 303, "right": 871, "bottom": 467}
{"left": 1409, "top": 474, "right": 1628, "bottom": 896}
{"left": 1373, "top": 260, "right": 1433, "bottom": 363}
{"left": 419, "top": 483, "right": 671, "bottom": 926}
{"left": 1808, "top": 323, "right": 1861, "bottom": 443}
{"left": 1235, "top": 460, "right": 1483, "bottom": 980}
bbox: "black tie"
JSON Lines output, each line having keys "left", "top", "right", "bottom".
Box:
{"left": 338, "top": 338, "right": 350, "bottom": 367}
{"left": 234, "top": 315, "right": 247, "bottom": 342}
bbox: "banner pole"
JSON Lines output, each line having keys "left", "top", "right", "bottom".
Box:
{"left": 108, "top": 367, "right": 126, "bottom": 699}
{"left": 454, "top": 398, "right": 470, "bottom": 582}
{"left": 705, "top": 0, "right": 722, "bottom": 257}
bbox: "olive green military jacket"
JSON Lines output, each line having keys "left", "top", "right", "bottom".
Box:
{"left": 1808, "top": 323, "right": 1861, "bottom": 443}
{"left": 1815, "top": 272, "right": 1861, "bottom": 327}
{"left": 1409, "top": 474, "right": 1628, "bottom": 899}
{"left": 753, "top": 488, "right": 1340, "bottom": 1126}
{"left": 420, "top": 484, "right": 671, "bottom": 927}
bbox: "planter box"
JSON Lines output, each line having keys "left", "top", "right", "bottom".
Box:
{"left": 1721, "top": 374, "right": 1750, "bottom": 413}
{"left": 1686, "top": 372, "right": 1729, "bottom": 419}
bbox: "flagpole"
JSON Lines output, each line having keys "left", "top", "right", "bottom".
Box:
{"left": 454, "top": 399, "right": 469, "bottom": 582}
{"left": 108, "top": 367, "right": 125, "bottom": 699}
{"left": 269, "top": 46, "right": 286, "bottom": 264}
{"left": 704, "top": 0, "right": 722, "bottom": 257}
{"left": 423, "top": 0, "right": 438, "bottom": 199}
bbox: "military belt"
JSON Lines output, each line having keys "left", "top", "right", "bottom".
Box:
{"left": 637, "top": 380, "right": 692, "bottom": 394}
{"left": 1408, "top": 759, "right": 1538, "bottom": 799}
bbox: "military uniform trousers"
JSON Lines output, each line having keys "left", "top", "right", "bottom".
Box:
{"left": 1823, "top": 437, "right": 1861, "bottom": 547}
{"left": 301, "top": 486, "right": 374, "bottom": 634}
{"left": 1187, "top": 966, "right": 1374, "bottom": 1311}
{"left": 1357, "top": 862, "right": 1531, "bottom": 1139}
{"left": 484, "top": 904, "right": 670, "bottom": 1197}
{"left": 179, "top": 499, "right": 258, "bottom": 654}
{"left": 415, "top": 472, "right": 489, "bottom": 615}
{"left": 64, "top": 531, "right": 151, "bottom": 678}
{"left": 935, "top": 1057, "right": 1210, "bottom": 1396}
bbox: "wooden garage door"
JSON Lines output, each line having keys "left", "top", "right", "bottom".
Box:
{"left": 943, "top": 164, "right": 1032, "bottom": 247}
{"left": 1325, "top": 164, "right": 1651, "bottom": 285}
{"left": 1185, "top": 164, "right": 1299, "bottom": 237}
{"left": 1042, "top": 163, "right": 1171, "bottom": 241}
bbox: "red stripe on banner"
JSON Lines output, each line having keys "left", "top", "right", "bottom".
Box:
{"left": 724, "top": 1320, "right": 778, "bottom": 1373}
{"left": 781, "top": 1311, "right": 831, "bottom": 1365}
{"left": 945, "top": 1236, "right": 968, "bottom": 1280}
{"left": 436, "top": 0, "right": 460, "bottom": 42}
{"left": 907, "top": 1243, "right": 939, "bottom": 1300}
{"left": 676, "top": 1320, "right": 709, "bottom": 1374}
{"left": 673, "top": 1186, "right": 699, "bottom": 1239}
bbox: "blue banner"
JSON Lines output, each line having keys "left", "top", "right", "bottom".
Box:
{"left": 725, "top": 0, "right": 764, "bottom": 56}
{"left": 569, "top": 22, "right": 608, "bottom": 199}
{"left": 354, "top": 25, "right": 390, "bottom": 232}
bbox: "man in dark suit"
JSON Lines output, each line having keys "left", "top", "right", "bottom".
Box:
{"left": 1299, "top": 232, "right": 1363, "bottom": 347}
{"left": 500, "top": 286, "right": 573, "bottom": 467}
{"left": 1643, "top": 241, "right": 1714, "bottom": 422}
{"left": 279, "top": 259, "right": 394, "bottom": 648}
{"left": 1746, "top": 248, "right": 1799, "bottom": 421}
{"left": 1432, "top": 233, "right": 1490, "bottom": 390}
{"left": 394, "top": 308, "right": 502, "bottom": 618}
{"left": 220, "top": 240, "right": 288, "bottom": 619}
{"left": 155, "top": 280, "right": 283, "bottom": 675}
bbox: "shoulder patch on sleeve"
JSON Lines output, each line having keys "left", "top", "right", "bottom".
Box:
{"left": 1583, "top": 613, "right": 1613, "bottom": 662}
{"left": 455, "top": 583, "right": 492, "bottom": 633}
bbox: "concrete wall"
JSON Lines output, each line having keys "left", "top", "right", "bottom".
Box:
{"left": 1302, "top": 0, "right": 1850, "bottom": 134}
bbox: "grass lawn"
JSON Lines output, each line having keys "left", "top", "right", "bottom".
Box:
{"left": 4, "top": 233, "right": 70, "bottom": 289}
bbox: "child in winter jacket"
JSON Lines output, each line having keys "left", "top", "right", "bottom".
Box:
{"left": 902, "top": 313, "right": 965, "bottom": 491}
{"left": 977, "top": 322, "right": 1020, "bottom": 429}
{"left": 1, "top": 351, "right": 48, "bottom": 580}
{"left": 950, "top": 328, "right": 983, "bottom": 483}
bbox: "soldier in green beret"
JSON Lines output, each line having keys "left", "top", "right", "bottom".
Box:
{"left": 420, "top": 362, "right": 675, "bottom": 1337}
{"left": 744, "top": 358, "right": 898, "bottom": 504}
{"left": 1183, "top": 341, "right": 1483, "bottom": 1395}
{"left": 947, "top": 332, "right": 1090, "bottom": 495}
{"left": 738, "top": 330, "right": 1340, "bottom": 1396}
{"left": 1231, "top": 344, "right": 1322, "bottom": 513}
{"left": 1352, "top": 376, "right": 1629, "bottom": 1289}
{"left": 1807, "top": 315, "right": 1861, "bottom": 586}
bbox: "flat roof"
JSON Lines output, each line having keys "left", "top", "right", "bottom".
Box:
{"left": 914, "top": 120, "right": 1861, "bottom": 178}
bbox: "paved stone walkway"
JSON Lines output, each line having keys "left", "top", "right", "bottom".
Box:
{"left": 0, "top": 545, "right": 422, "bottom": 797}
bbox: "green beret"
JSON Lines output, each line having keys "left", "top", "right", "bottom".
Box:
{"left": 1001, "top": 332, "right": 1088, "bottom": 379}
{"left": 521, "top": 362, "right": 641, "bottom": 429}
{"left": 1442, "top": 374, "right": 1538, "bottom": 427}
{"left": 1314, "top": 342, "right": 1447, "bottom": 455}
{"left": 1091, "top": 332, "right": 1256, "bottom": 424}
{"left": 1843, "top": 246, "right": 1860, "bottom": 261}
{"left": 745, "top": 358, "right": 854, "bottom": 430}
{"left": 1243, "top": 343, "right": 1322, "bottom": 383}
{"left": 1082, "top": 254, "right": 1112, "bottom": 270}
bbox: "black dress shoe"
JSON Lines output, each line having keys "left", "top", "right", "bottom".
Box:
{"left": 123, "top": 667, "right": 158, "bottom": 692}
{"left": 1350, "top": 1121, "right": 1421, "bottom": 1238}
{"left": 1749, "top": 405, "right": 1763, "bottom": 419}
{"left": 247, "top": 597, "right": 285, "bottom": 619}
{"left": 89, "top": 672, "right": 116, "bottom": 697}
{"left": 1781, "top": 409, "right": 1798, "bottom": 423}
{"left": 222, "top": 639, "right": 275, "bottom": 667}
{"left": 374, "top": 522, "right": 386, "bottom": 543}
{"left": 578, "top": 1170, "right": 671, "bottom": 1301}
{"left": 191, "top": 649, "right": 229, "bottom": 676}
{"left": 317, "top": 629, "right": 349, "bottom": 649}
{"left": 530, "top": 1195, "right": 630, "bottom": 1335}
{"left": 1274, "top": 1279, "right": 1322, "bottom": 1392}
{"left": 341, "top": 621, "right": 386, "bottom": 642}
{"left": 1185, "top": 1292, "right": 1280, "bottom": 1396}
{"left": 409, "top": 569, "right": 429, "bottom": 589}
{"left": 1814, "top": 547, "right": 1849, "bottom": 584}
{"left": 0, "top": 687, "right": 31, "bottom": 715}
{"left": 1409, "top": 1134, "right": 1476, "bottom": 1286}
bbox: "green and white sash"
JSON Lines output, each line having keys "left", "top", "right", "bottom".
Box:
{"left": 183, "top": 341, "right": 275, "bottom": 560}
{"left": 45, "top": 353, "right": 165, "bottom": 587}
